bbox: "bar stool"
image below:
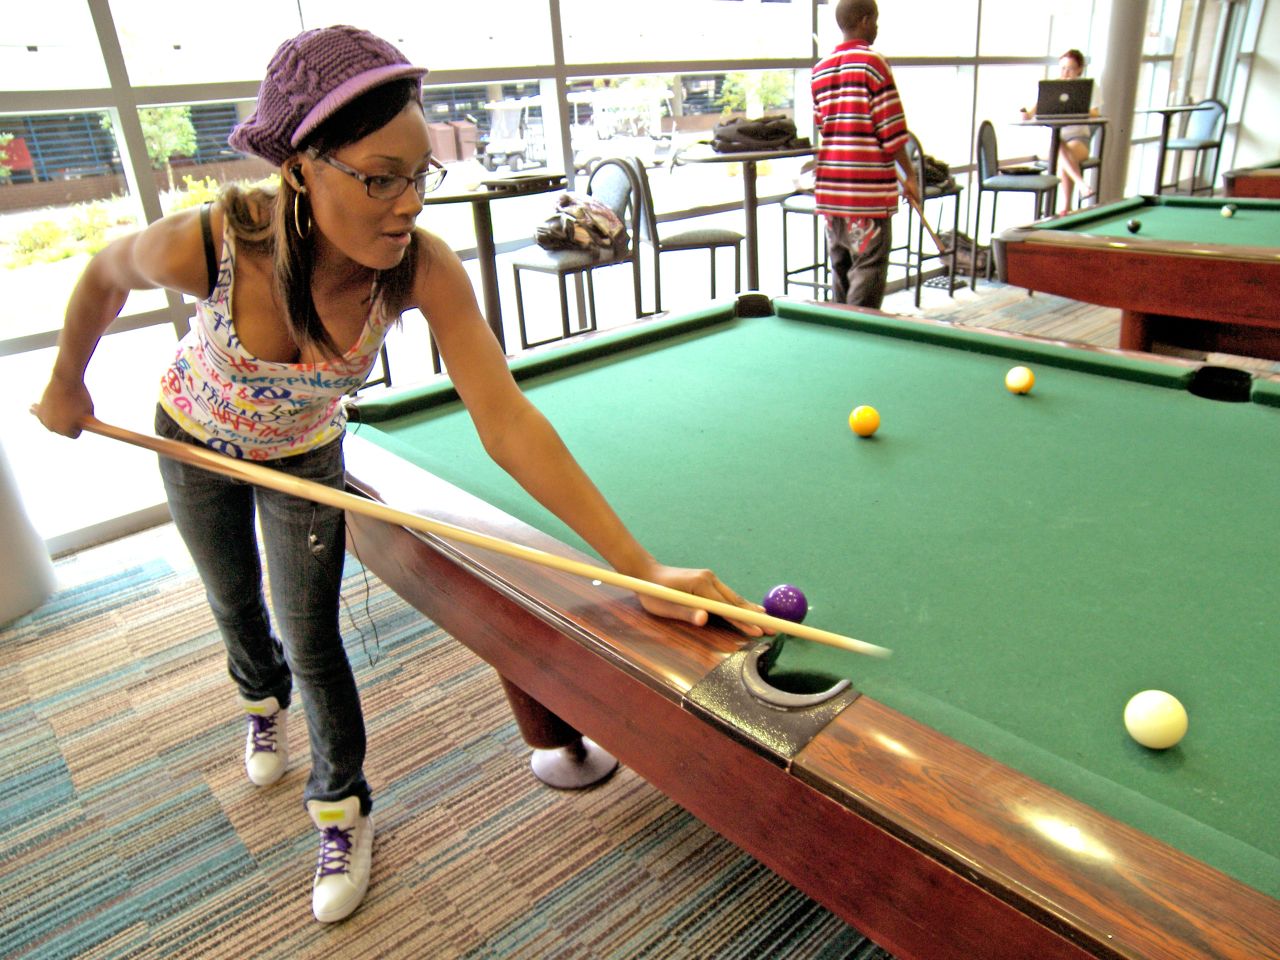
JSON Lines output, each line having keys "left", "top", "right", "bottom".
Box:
{"left": 1163, "top": 99, "right": 1226, "bottom": 195}
{"left": 780, "top": 193, "right": 830, "bottom": 299}
{"left": 903, "top": 132, "right": 963, "bottom": 307}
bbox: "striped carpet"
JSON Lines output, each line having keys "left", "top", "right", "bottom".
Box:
{"left": 1, "top": 525, "right": 894, "bottom": 960}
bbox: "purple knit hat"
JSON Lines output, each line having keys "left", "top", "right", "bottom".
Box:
{"left": 229, "top": 25, "right": 427, "bottom": 166}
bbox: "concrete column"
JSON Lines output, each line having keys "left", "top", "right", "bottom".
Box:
{"left": 1099, "top": 0, "right": 1150, "bottom": 201}
{"left": 0, "top": 441, "right": 56, "bottom": 625}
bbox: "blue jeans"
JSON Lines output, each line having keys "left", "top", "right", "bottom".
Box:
{"left": 155, "top": 406, "right": 370, "bottom": 814}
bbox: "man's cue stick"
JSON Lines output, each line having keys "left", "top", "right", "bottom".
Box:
{"left": 77, "top": 415, "right": 890, "bottom": 659}
{"left": 897, "top": 173, "right": 948, "bottom": 255}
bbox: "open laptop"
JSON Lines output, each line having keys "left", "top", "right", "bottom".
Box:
{"left": 1035, "top": 78, "right": 1093, "bottom": 118}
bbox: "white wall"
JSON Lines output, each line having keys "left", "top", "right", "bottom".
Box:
{"left": 1235, "top": 0, "right": 1280, "bottom": 165}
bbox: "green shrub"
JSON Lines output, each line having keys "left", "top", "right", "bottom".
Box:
{"left": 5, "top": 199, "right": 131, "bottom": 266}
{"left": 13, "top": 220, "right": 71, "bottom": 264}
{"left": 69, "top": 204, "right": 114, "bottom": 252}
{"left": 168, "top": 175, "right": 222, "bottom": 211}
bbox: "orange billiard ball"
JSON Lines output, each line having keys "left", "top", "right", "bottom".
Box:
{"left": 848, "top": 405, "right": 880, "bottom": 437}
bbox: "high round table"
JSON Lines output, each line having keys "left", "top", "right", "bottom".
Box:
{"left": 673, "top": 145, "right": 815, "bottom": 290}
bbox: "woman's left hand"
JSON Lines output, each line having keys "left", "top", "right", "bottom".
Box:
{"left": 636, "top": 563, "right": 768, "bottom": 637}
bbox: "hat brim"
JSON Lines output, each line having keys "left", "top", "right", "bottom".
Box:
{"left": 290, "top": 63, "right": 429, "bottom": 150}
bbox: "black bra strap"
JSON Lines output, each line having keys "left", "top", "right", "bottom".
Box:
{"left": 199, "top": 202, "right": 217, "bottom": 300}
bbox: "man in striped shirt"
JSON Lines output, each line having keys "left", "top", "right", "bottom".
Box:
{"left": 813, "top": 0, "right": 919, "bottom": 307}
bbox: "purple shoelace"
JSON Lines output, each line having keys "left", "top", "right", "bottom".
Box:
{"left": 248, "top": 714, "right": 279, "bottom": 754}
{"left": 317, "top": 826, "right": 354, "bottom": 877}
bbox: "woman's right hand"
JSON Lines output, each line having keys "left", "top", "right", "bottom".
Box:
{"left": 32, "top": 375, "right": 94, "bottom": 438}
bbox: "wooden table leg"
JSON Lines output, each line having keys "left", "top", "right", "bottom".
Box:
{"left": 499, "top": 676, "right": 619, "bottom": 789}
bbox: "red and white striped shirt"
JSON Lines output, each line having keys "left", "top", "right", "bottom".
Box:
{"left": 812, "top": 39, "right": 909, "bottom": 219}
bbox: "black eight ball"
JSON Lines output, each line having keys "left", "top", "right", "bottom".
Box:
{"left": 1126, "top": 218, "right": 1141, "bottom": 234}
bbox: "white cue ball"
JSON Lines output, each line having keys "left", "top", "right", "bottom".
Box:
{"left": 1124, "top": 690, "right": 1188, "bottom": 749}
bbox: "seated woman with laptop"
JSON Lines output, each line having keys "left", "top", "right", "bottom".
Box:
{"left": 1021, "top": 49, "right": 1100, "bottom": 212}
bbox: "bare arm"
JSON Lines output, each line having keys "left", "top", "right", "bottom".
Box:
{"left": 412, "top": 231, "right": 764, "bottom": 634}
{"left": 35, "top": 207, "right": 213, "bottom": 437}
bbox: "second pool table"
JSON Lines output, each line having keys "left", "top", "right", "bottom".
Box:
{"left": 343, "top": 297, "right": 1280, "bottom": 960}
{"left": 994, "top": 195, "right": 1280, "bottom": 360}
{"left": 1224, "top": 160, "right": 1280, "bottom": 199}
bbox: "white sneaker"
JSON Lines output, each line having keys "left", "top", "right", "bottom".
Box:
{"left": 307, "top": 796, "right": 374, "bottom": 923}
{"left": 242, "top": 696, "right": 288, "bottom": 786}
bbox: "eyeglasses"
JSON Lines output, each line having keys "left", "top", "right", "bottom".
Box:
{"left": 314, "top": 153, "right": 446, "bottom": 200}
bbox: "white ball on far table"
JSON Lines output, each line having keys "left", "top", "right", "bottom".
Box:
{"left": 1124, "top": 690, "right": 1188, "bottom": 749}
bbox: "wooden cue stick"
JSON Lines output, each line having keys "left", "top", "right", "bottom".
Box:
{"left": 897, "top": 173, "right": 948, "bottom": 255}
{"left": 79, "top": 416, "right": 891, "bottom": 659}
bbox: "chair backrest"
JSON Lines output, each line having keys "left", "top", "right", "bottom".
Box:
{"left": 624, "top": 158, "right": 662, "bottom": 245}
{"left": 1089, "top": 123, "right": 1106, "bottom": 159}
{"left": 904, "top": 131, "right": 927, "bottom": 195}
{"left": 976, "top": 120, "right": 999, "bottom": 181}
{"left": 586, "top": 158, "right": 642, "bottom": 248}
{"left": 1184, "top": 98, "right": 1226, "bottom": 143}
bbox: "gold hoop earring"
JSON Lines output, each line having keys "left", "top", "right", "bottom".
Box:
{"left": 293, "top": 191, "right": 312, "bottom": 239}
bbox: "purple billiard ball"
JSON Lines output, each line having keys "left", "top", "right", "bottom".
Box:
{"left": 763, "top": 584, "right": 808, "bottom": 623}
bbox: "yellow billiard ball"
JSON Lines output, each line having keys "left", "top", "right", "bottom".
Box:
{"left": 1124, "top": 690, "right": 1188, "bottom": 749}
{"left": 1005, "top": 365, "right": 1035, "bottom": 394}
{"left": 848, "top": 405, "right": 880, "bottom": 437}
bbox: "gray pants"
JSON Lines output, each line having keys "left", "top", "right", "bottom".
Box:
{"left": 826, "top": 215, "right": 892, "bottom": 309}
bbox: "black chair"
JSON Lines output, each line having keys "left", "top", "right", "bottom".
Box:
{"left": 511, "top": 158, "right": 644, "bottom": 350}
{"left": 1076, "top": 124, "right": 1105, "bottom": 207}
{"left": 780, "top": 192, "right": 830, "bottom": 299}
{"left": 1163, "top": 99, "right": 1226, "bottom": 195}
{"left": 626, "top": 157, "right": 742, "bottom": 314}
{"left": 902, "top": 131, "right": 963, "bottom": 306}
{"left": 972, "top": 120, "right": 1060, "bottom": 288}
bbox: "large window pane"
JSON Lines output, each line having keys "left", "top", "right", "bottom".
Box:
{"left": 301, "top": 0, "right": 554, "bottom": 71}
{"left": 0, "top": 111, "right": 156, "bottom": 345}
{"left": 563, "top": 0, "right": 810, "bottom": 63}
{"left": 975, "top": 65, "right": 1057, "bottom": 163}
{"left": 870, "top": 0, "right": 979, "bottom": 58}
{"left": 1, "top": 3, "right": 108, "bottom": 91}
{"left": 894, "top": 66, "right": 975, "bottom": 166}
{"left": 979, "top": 0, "right": 1098, "bottom": 58}
{"left": 112, "top": 0, "right": 301, "bottom": 86}
{"left": 2, "top": 326, "right": 177, "bottom": 542}
{"left": 151, "top": 99, "right": 275, "bottom": 214}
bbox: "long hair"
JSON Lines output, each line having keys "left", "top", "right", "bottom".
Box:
{"left": 221, "top": 78, "right": 425, "bottom": 359}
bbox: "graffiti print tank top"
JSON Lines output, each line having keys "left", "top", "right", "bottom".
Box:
{"left": 159, "top": 223, "right": 390, "bottom": 460}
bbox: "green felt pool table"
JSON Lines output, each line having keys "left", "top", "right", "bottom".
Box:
{"left": 994, "top": 195, "right": 1280, "bottom": 360}
{"left": 342, "top": 296, "right": 1280, "bottom": 960}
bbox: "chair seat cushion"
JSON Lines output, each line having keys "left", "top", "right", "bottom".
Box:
{"left": 512, "top": 244, "right": 627, "bottom": 272}
{"left": 981, "top": 174, "right": 1059, "bottom": 191}
{"left": 924, "top": 182, "right": 962, "bottom": 199}
{"left": 658, "top": 228, "right": 744, "bottom": 251}
{"left": 781, "top": 193, "right": 817, "bottom": 213}
{"left": 1166, "top": 137, "right": 1219, "bottom": 150}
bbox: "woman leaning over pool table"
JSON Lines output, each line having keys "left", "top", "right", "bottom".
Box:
{"left": 32, "top": 25, "right": 764, "bottom": 927}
